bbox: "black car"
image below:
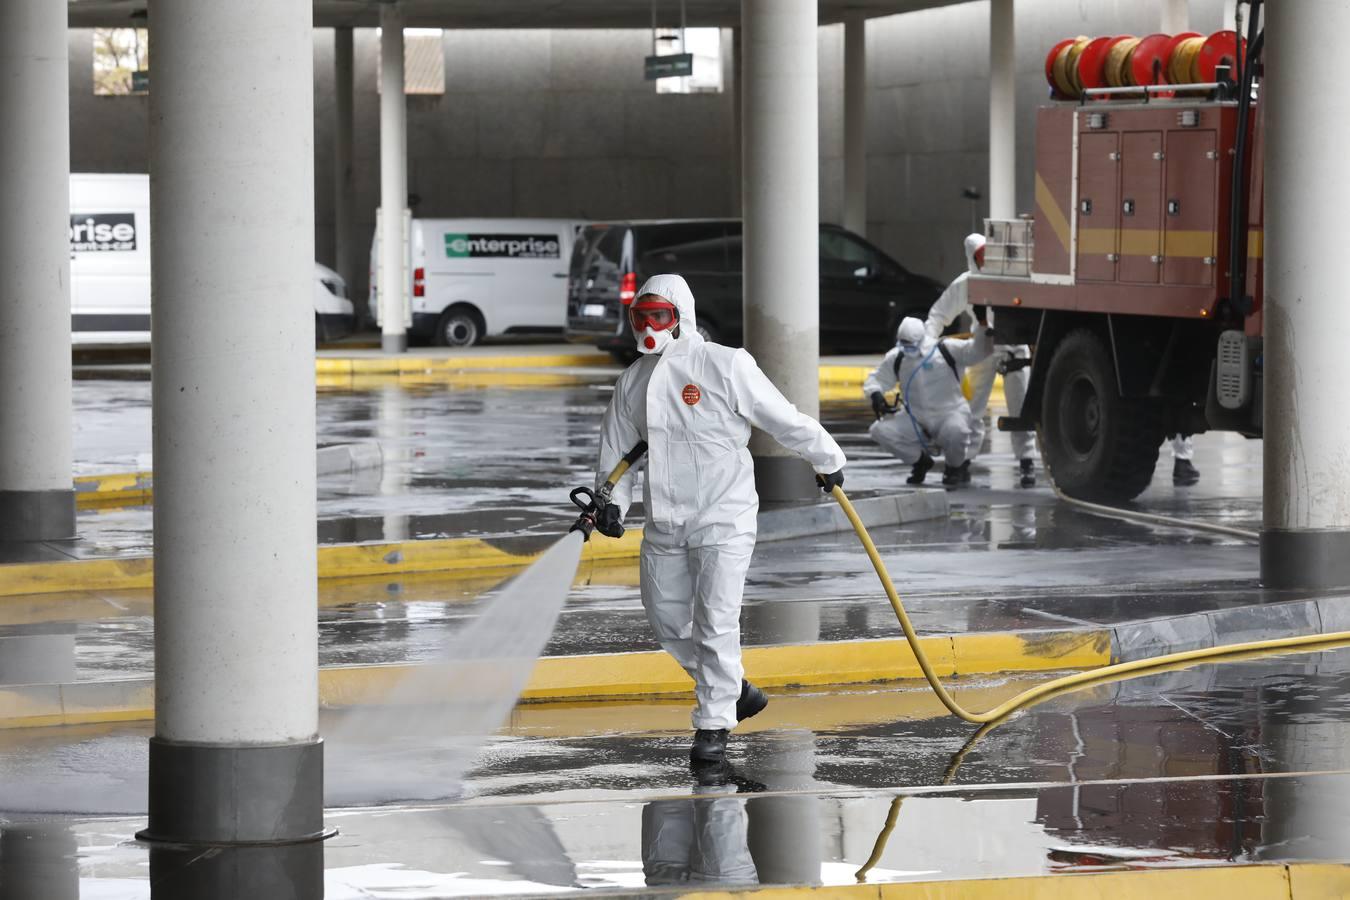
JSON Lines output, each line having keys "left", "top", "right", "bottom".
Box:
{"left": 564, "top": 219, "right": 944, "bottom": 361}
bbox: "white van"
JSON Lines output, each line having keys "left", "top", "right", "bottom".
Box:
{"left": 69, "top": 173, "right": 355, "bottom": 347}
{"left": 369, "top": 217, "right": 582, "bottom": 346}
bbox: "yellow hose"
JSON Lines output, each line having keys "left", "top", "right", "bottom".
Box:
{"left": 827, "top": 485, "right": 1350, "bottom": 726}
{"left": 834, "top": 483, "right": 1350, "bottom": 882}
{"left": 1106, "top": 37, "right": 1142, "bottom": 87}
{"left": 1169, "top": 35, "right": 1205, "bottom": 84}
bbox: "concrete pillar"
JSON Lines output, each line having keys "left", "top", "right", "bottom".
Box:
{"left": 142, "top": 0, "right": 323, "bottom": 846}
{"left": 1160, "top": 0, "right": 1189, "bottom": 33}
{"left": 0, "top": 0, "right": 75, "bottom": 542}
{"left": 742, "top": 0, "right": 821, "bottom": 502}
{"left": 731, "top": 27, "right": 743, "bottom": 216}
{"left": 988, "top": 0, "right": 1016, "bottom": 220}
{"left": 1261, "top": 1, "right": 1350, "bottom": 590}
{"left": 334, "top": 27, "right": 356, "bottom": 304}
{"left": 380, "top": 4, "right": 409, "bottom": 353}
{"left": 842, "top": 13, "right": 867, "bottom": 235}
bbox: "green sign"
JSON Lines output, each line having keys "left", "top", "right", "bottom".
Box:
{"left": 645, "top": 53, "right": 693, "bottom": 80}
{"left": 444, "top": 233, "right": 561, "bottom": 259}
{"left": 131, "top": 70, "right": 149, "bottom": 93}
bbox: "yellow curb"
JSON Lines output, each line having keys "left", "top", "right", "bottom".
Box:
{"left": 316, "top": 370, "right": 600, "bottom": 391}
{"left": 682, "top": 864, "right": 1329, "bottom": 899}
{"left": 315, "top": 352, "right": 612, "bottom": 376}
{"left": 499, "top": 680, "right": 1036, "bottom": 738}
{"left": 73, "top": 472, "right": 153, "bottom": 509}
{"left": 0, "top": 556, "right": 155, "bottom": 597}
{"left": 0, "top": 556, "right": 641, "bottom": 625}
{"left": 0, "top": 530, "right": 644, "bottom": 598}
{"left": 0, "top": 629, "right": 1110, "bottom": 729}
{"left": 821, "top": 364, "right": 1010, "bottom": 395}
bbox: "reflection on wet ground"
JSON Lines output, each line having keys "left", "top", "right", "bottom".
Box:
{"left": 15, "top": 378, "right": 1269, "bottom": 680}
{"left": 7, "top": 647, "right": 1350, "bottom": 817}
{"left": 63, "top": 376, "right": 1262, "bottom": 553}
{"left": 10, "top": 771, "right": 1347, "bottom": 899}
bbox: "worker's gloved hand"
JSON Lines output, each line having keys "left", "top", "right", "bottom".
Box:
{"left": 594, "top": 503, "right": 625, "bottom": 538}
{"left": 995, "top": 351, "right": 1014, "bottom": 375}
{"left": 818, "top": 469, "right": 845, "bottom": 495}
{"left": 870, "top": 391, "right": 888, "bottom": 419}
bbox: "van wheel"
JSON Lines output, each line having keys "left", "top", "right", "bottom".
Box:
{"left": 436, "top": 305, "right": 482, "bottom": 347}
{"left": 695, "top": 319, "right": 719, "bottom": 345}
{"left": 1040, "top": 329, "right": 1164, "bottom": 502}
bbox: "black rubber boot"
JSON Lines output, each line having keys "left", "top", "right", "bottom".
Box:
{"left": 1173, "top": 459, "right": 1200, "bottom": 486}
{"left": 691, "top": 728, "right": 729, "bottom": 763}
{"left": 1019, "top": 458, "right": 1036, "bottom": 488}
{"left": 737, "top": 679, "right": 768, "bottom": 722}
{"left": 942, "top": 460, "right": 971, "bottom": 487}
{"left": 907, "top": 453, "right": 935, "bottom": 485}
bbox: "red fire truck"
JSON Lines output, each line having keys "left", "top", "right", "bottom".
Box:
{"left": 970, "top": 18, "right": 1263, "bottom": 501}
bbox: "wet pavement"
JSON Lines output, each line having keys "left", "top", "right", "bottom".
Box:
{"left": 11, "top": 369, "right": 1267, "bottom": 683}
{"left": 2, "top": 364, "right": 1320, "bottom": 896}
{"left": 5, "top": 647, "right": 1350, "bottom": 896}
{"left": 62, "top": 368, "right": 1262, "bottom": 553}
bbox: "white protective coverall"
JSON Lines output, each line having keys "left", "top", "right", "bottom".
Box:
{"left": 596, "top": 274, "right": 846, "bottom": 730}
{"left": 924, "top": 233, "right": 1036, "bottom": 461}
{"left": 864, "top": 317, "right": 992, "bottom": 466}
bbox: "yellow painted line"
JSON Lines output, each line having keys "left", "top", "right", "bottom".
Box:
{"left": 0, "top": 628, "right": 1111, "bottom": 729}
{"left": 324, "top": 365, "right": 890, "bottom": 393}
{"left": 0, "top": 556, "right": 154, "bottom": 597}
{"left": 316, "top": 352, "right": 612, "bottom": 376}
{"left": 820, "top": 365, "right": 876, "bottom": 387}
{"left": 0, "top": 557, "right": 642, "bottom": 625}
{"left": 317, "top": 371, "right": 598, "bottom": 391}
{"left": 1035, "top": 171, "right": 1072, "bottom": 254}
{"left": 684, "top": 864, "right": 1323, "bottom": 899}
{"left": 329, "top": 629, "right": 1108, "bottom": 705}
{"left": 501, "top": 681, "right": 1036, "bottom": 738}
{"left": 73, "top": 472, "right": 153, "bottom": 509}
{"left": 1248, "top": 228, "right": 1264, "bottom": 260}
{"left": 1079, "top": 227, "right": 1221, "bottom": 260}
{"left": 0, "top": 529, "right": 644, "bottom": 598}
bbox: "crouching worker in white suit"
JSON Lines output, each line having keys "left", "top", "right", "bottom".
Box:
{"left": 589, "top": 274, "right": 847, "bottom": 765}
{"left": 865, "top": 317, "right": 992, "bottom": 487}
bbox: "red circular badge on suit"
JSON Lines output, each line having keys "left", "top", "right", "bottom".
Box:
{"left": 682, "top": 384, "right": 701, "bottom": 405}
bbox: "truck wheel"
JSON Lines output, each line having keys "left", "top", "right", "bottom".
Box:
{"left": 1040, "top": 329, "right": 1164, "bottom": 502}
{"left": 436, "top": 305, "right": 482, "bottom": 347}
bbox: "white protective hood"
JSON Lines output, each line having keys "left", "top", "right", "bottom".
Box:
{"left": 633, "top": 273, "right": 698, "bottom": 338}
{"left": 963, "top": 233, "right": 986, "bottom": 274}
{"left": 895, "top": 316, "right": 926, "bottom": 346}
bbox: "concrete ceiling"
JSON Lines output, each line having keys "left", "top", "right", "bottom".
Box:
{"left": 68, "top": 0, "right": 965, "bottom": 29}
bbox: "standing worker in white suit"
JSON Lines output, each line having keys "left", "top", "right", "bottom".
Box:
{"left": 865, "top": 317, "right": 992, "bottom": 486}
{"left": 586, "top": 274, "right": 846, "bottom": 764}
{"left": 925, "top": 233, "right": 1039, "bottom": 488}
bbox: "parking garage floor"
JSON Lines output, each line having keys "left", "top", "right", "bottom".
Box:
{"left": 3, "top": 353, "right": 1345, "bottom": 897}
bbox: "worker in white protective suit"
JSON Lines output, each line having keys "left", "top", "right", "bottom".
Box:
{"left": 1168, "top": 435, "right": 1201, "bottom": 485}
{"left": 864, "top": 317, "right": 993, "bottom": 486}
{"left": 925, "top": 233, "right": 1039, "bottom": 488}
{"left": 589, "top": 274, "right": 846, "bottom": 764}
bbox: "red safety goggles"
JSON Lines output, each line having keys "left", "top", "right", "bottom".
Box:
{"left": 628, "top": 299, "right": 679, "bottom": 332}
